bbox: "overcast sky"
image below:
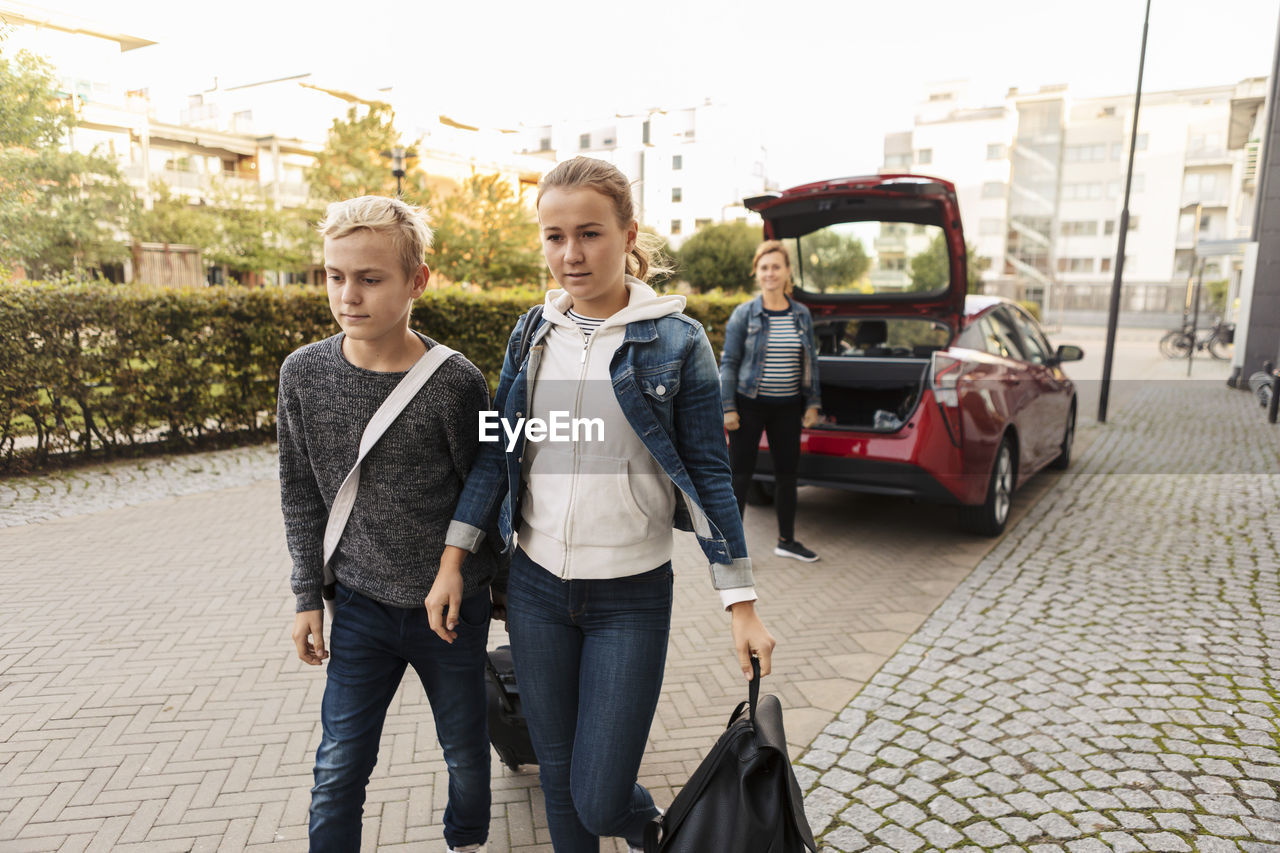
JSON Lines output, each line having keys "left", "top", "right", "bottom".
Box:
{"left": 24, "top": 0, "right": 1280, "bottom": 186}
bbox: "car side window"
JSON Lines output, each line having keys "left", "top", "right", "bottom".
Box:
{"left": 985, "top": 312, "right": 1028, "bottom": 362}
{"left": 1007, "top": 309, "right": 1050, "bottom": 365}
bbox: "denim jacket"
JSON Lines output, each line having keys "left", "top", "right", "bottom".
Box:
{"left": 718, "top": 295, "right": 822, "bottom": 412}
{"left": 445, "top": 307, "right": 754, "bottom": 592}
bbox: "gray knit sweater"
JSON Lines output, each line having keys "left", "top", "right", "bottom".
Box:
{"left": 278, "top": 333, "right": 500, "bottom": 612}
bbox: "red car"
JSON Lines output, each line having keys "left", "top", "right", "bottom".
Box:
{"left": 742, "top": 175, "right": 1083, "bottom": 536}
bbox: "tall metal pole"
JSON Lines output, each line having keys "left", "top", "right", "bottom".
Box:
{"left": 1097, "top": 0, "right": 1152, "bottom": 423}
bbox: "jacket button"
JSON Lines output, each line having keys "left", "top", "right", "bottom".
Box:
{"left": 516, "top": 411, "right": 522, "bottom": 417}
{"left": 655, "top": 384, "right": 666, "bottom": 396}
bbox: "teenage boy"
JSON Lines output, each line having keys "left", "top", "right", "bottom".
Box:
{"left": 278, "top": 195, "right": 498, "bottom": 853}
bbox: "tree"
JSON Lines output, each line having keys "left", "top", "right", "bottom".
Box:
{"left": 204, "top": 182, "right": 321, "bottom": 276}
{"left": 428, "top": 173, "right": 541, "bottom": 286}
{"left": 0, "top": 50, "right": 132, "bottom": 278}
{"left": 676, "top": 221, "right": 759, "bottom": 293}
{"left": 131, "top": 181, "right": 217, "bottom": 248}
{"left": 908, "top": 233, "right": 988, "bottom": 293}
{"left": 309, "top": 103, "right": 434, "bottom": 204}
{"left": 796, "top": 229, "right": 869, "bottom": 293}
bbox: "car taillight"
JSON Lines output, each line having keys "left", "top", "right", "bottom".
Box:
{"left": 931, "top": 351, "right": 972, "bottom": 446}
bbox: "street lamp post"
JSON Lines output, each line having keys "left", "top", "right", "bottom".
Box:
{"left": 390, "top": 146, "right": 406, "bottom": 197}
{"left": 1097, "top": 0, "right": 1152, "bottom": 424}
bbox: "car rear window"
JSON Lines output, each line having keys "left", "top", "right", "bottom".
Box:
{"left": 780, "top": 220, "right": 950, "bottom": 297}
{"left": 815, "top": 318, "right": 952, "bottom": 358}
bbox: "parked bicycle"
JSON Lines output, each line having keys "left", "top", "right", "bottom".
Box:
{"left": 1159, "top": 319, "right": 1234, "bottom": 360}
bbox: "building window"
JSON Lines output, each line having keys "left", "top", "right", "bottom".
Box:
{"left": 539, "top": 137, "right": 552, "bottom": 151}
{"left": 884, "top": 153, "right": 911, "bottom": 168}
{"left": 1062, "top": 183, "right": 1103, "bottom": 201}
{"left": 695, "top": 218, "right": 711, "bottom": 230}
{"left": 602, "top": 137, "right": 615, "bottom": 146}
{"left": 1060, "top": 220, "right": 1099, "bottom": 236}
{"left": 672, "top": 154, "right": 683, "bottom": 170}
{"left": 1136, "top": 133, "right": 1148, "bottom": 150}
{"left": 671, "top": 187, "right": 682, "bottom": 203}
{"left": 1104, "top": 219, "right": 1115, "bottom": 235}
{"left": 1100, "top": 257, "right": 1112, "bottom": 272}
{"left": 1056, "top": 257, "right": 1095, "bottom": 273}
{"left": 1065, "top": 143, "right": 1107, "bottom": 162}
{"left": 917, "top": 148, "right": 933, "bottom": 165}
{"left": 670, "top": 219, "right": 682, "bottom": 236}
{"left": 642, "top": 121, "right": 650, "bottom": 145}
{"left": 986, "top": 143, "right": 1007, "bottom": 160}
{"left": 1129, "top": 216, "right": 1139, "bottom": 231}
{"left": 579, "top": 133, "right": 591, "bottom": 150}
{"left": 1101, "top": 106, "right": 1117, "bottom": 117}
{"left": 981, "top": 181, "right": 1005, "bottom": 199}
{"left": 979, "top": 218, "right": 1003, "bottom": 235}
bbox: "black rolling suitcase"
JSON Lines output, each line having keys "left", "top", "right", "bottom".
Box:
{"left": 484, "top": 645, "right": 537, "bottom": 771}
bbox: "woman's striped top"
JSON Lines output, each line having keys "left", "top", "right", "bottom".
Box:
{"left": 758, "top": 306, "right": 803, "bottom": 399}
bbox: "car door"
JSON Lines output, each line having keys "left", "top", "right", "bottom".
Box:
{"left": 1005, "top": 306, "right": 1073, "bottom": 466}
{"left": 980, "top": 308, "right": 1048, "bottom": 473}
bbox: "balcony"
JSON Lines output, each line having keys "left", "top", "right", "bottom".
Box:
{"left": 874, "top": 236, "right": 906, "bottom": 253}
{"left": 1180, "top": 191, "right": 1230, "bottom": 210}
{"left": 1183, "top": 146, "right": 1231, "bottom": 166}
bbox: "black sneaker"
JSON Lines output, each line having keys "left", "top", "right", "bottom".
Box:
{"left": 774, "top": 539, "right": 819, "bottom": 562}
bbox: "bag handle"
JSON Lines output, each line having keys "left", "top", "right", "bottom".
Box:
{"left": 749, "top": 656, "right": 761, "bottom": 727}
{"left": 322, "top": 343, "right": 458, "bottom": 603}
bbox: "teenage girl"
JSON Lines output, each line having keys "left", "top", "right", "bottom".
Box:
{"left": 431, "top": 156, "right": 775, "bottom": 853}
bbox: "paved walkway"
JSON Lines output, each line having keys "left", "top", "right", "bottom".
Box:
{"left": 2, "top": 330, "right": 1274, "bottom": 852}
{"left": 799, "top": 378, "right": 1280, "bottom": 852}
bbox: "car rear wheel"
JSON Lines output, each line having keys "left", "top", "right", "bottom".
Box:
{"left": 1048, "top": 403, "right": 1075, "bottom": 470}
{"left": 960, "top": 437, "right": 1014, "bottom": 537}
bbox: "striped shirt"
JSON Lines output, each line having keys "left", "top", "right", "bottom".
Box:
{"left": 758, "top": 307, "right": 804, "bottom": 399}
{"left": 567, "top": 308, "right": 606, "bottom": 339}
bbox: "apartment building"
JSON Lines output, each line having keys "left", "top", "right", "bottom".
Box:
{"left": 883, "top": 78, "right": 1263, "bottom": 319}
{"left": 518, "top": 100, "right": 771, "bottom": 247}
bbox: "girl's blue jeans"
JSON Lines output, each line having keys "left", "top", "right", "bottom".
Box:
{"left": 506, "top": 548, "right": 671, "bottom": 852}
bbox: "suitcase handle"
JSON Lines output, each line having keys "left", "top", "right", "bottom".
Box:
{"left": 485, "top": 653, "right": 517, "bottom": 716}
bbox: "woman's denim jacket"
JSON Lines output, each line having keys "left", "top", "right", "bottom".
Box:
{"left": 718, "top": 295, "right": 822, "bottom": 412}
{"left": 445, "top": 310, "right": 754, "bottom": 592}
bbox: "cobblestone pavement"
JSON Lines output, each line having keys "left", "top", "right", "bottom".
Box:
{"left": 0, "top": 445, "right": 279, "bottom": 528}
{"left": 798, "top": 380, "right": 1280, "bottom": 853}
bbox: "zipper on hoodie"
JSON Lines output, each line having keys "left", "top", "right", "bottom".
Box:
{"left": 560, "top": 322, "right": 595, "bottom": 580}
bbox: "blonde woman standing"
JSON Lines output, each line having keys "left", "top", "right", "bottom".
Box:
{"left": 719, "top": 241, "right": 823, "bottom": 562}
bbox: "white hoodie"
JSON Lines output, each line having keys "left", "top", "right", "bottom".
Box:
{"left": 517, "top": 278, "right": 689, "bottom": 581}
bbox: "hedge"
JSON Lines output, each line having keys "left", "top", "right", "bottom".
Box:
{"left": 0, "top": 282, "right": 739, "bottom": 473}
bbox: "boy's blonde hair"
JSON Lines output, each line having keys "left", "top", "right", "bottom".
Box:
{"left": 317, "top": 195, "right": 433, "bottom": 279}
{"left": 537, "top": 156, "right": 674, "bottom": 283}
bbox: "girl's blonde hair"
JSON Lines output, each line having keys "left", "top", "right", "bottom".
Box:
{"left": 317, "top": 195, "right": 433, "bottom": 280}
{"left": 537, "top": 156, "right": 673, "bottom": 283}
{"left": 752, "top": 239, "right": 794, "bottom": 295}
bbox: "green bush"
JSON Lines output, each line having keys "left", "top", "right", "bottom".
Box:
{"left": 0, "top": 282, "right": 743, "bottom": 472}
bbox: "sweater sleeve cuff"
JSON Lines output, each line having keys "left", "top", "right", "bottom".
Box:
{"left": 446, "top": 520, "right": 486, "bottom": 553}
{"left": 296, "top": 590, "right": 324, "bottom": 613}
{"left": 719, "top": 586, "right": 758, "bottom": 611}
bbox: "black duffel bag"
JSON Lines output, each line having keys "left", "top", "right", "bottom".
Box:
{"left": 644, "top": 659, "right": 817, "bottom": 852}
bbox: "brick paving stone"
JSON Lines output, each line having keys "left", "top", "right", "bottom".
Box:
{"left": 916, "top": 819, "right": 964, "bottom": 849}
{"left": 824, "top": 826, "right": 870, "bottom": 852}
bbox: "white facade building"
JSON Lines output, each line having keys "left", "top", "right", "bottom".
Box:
{"left": 883, "top": 79, "right": 1264, "bottom": 319}
{"left": 518, "top": 101, "right": 771, "bottom": 247}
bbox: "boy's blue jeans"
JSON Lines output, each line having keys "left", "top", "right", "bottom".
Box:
{"left": 309, "top": 583, "right": 491, "bottom": 852}
{"left": 506, "top": 548, "right": 671, "bottom": 852}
